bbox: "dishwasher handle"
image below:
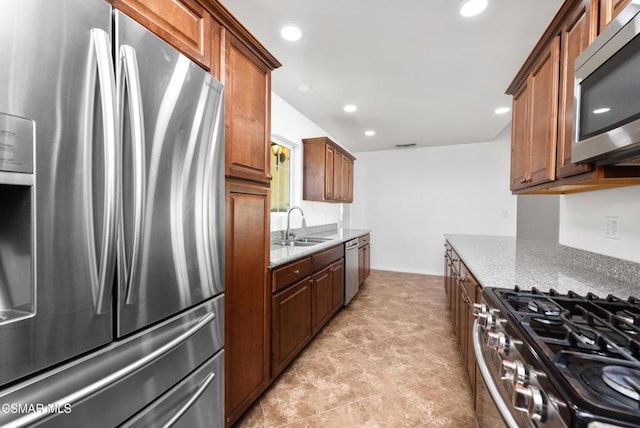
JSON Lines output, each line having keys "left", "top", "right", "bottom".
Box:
{"left": 346, "top": 240, "right": 359, "bottom": 249}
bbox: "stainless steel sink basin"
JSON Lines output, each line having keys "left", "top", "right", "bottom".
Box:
{"left": 295, "top": 237, "right": 332, "bottom": 243}
{"left": 273, "top": 237, "right": 333, "bottom": 247}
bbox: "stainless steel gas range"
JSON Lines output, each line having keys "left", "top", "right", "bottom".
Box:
{"left": 474, "top": 287, "right": 640, "bottom": 428}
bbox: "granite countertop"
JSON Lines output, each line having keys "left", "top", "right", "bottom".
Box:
{"left": 270, "top": 227, "right": 370, "bottom": 268}
{"left": 445, "top": 234, "right": 640, "bottom": 299}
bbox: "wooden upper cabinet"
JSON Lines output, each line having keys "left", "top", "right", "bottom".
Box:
{"left": 224, "top": 35, "right": 273, "bottom": 184}
{"left": 346, "top": 158, "right": 354, "bottom": 202}
{"left": 528, "top": 36, "right": 560, "bottom": 187}
{"left": 509, "top": 36, "right": 560, "bottom": 190}
{"left": 507, "top": 0, "right": 640, "bottom": 194}
{"left": 333, "top": 151, "right": 343, "bottom": 201}
{"left": 600, "top": 0, "right": 632, "bottom": 31}
{"left": 111, "top": 0, "right": 212, "bottom": 70}
{"left": 325, "top": 145, "right": 334, "bottom": 200}
{"left": 303, "top": 137, "right": 356, "bottom": 203}
{"left": 510, "top": 83, "right": 531, "bottom": 191}
{"left": 557, "top": 0, "right": 595, "bottom": 179}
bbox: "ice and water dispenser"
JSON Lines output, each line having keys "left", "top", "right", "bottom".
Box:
{"left": 0, "top": 113, "right": 34, "bottom": 324}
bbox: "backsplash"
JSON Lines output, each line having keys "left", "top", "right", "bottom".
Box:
{"left": 270, "top": 222, "right": 338, "bottom": 242}
{"left": 556, "top": 244, "right": 640, "bottom": 287}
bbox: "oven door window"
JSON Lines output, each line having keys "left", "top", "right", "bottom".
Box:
{"left": 579, "top": 34, "right": 640, "bottom": 140}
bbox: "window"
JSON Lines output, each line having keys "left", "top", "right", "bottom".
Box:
{"left": 270, "top": 142, "right": 291, "bottom": 212}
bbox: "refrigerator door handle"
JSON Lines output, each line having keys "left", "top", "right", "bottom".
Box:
{"left": 160, "top": 371, "right": 216, "bottom": 428}
{"left": 202, "top": 88, "right": 224, "bottom": 293}
{"left": 87, "top": 28, "right": 118, "bottom": 315}
{"left": 4, "top": 311, "right": 216, "bottom": 428}
{"left": 117, "top": 45, "right": 146, "bottom": 306}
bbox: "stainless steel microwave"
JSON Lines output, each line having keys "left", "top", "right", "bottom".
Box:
{"left": 573, "top": 1, "right": 640, "bottom": 165}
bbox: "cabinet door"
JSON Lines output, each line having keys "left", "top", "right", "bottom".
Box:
{"left": 112, "top": 0, "right": 212, "bottom": 70}
{"left": 225, "top": 182, "right": 270, "bottom": 424}
{"left": 330, "top": 259, "right": 345, "bottom": 312}
{"left": 340, "top": 155, "right": 349, "bottom": 201}
{"left": 271, "top": 278, "right": 312, "bottom": 378}
{"left": 600, "top": 0, "right": 632, "bottom": 32}
{"left": 362, "top": 244, "right": 371, "bottom": 281}
{"left": 358, "top": 246, "right": 364, "bottom": 284}
{"left": 346, "top": 158, "right": 354, "bottom": 202}
{"left": 557, "top": 0, "right": 594, "bottom": 178}
{"left": 325, "top": 144, "right": 334, "bottom": 200}
{"left": 510, "top": 83, "right": 531, "bottom": 190}
{"left": 312, "top": 267, "right": 333, "bottom": 333}
{"left": 529, "top": 36, "right": 560, "bottom": 187}
{"left": 333, "top": 151, "right": 343, "bottom": 201}
{"left": 225, "top": 35, "right": 272, "bottom": 184}
{"left": 457, "top": 279, "right": 468, "bottom": 353}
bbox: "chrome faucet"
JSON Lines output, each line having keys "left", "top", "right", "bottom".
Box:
{"left": 286, "top": 206, "right": 306, "bottom": 240}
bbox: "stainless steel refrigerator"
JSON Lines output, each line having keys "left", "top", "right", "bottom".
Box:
{"left": 0, "top": 0, "right": 224, "bottom": 426}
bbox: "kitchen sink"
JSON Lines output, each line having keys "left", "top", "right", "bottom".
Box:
{"left": 273, "top": 237, "right": 333, "bottom": 247}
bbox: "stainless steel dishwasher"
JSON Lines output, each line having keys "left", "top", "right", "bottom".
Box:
{"left": 344, "top": 238, "right": 359, "bottom": 305}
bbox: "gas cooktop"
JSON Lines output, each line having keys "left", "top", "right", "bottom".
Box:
{"left": 484, "top": 287, "right": 640, "bottom": 427}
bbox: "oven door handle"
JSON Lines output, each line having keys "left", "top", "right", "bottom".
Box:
{"left": 473, "top": 320, "right": 520, "bottom": 428}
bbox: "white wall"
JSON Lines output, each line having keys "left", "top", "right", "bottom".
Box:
{"left": 351, "top": 125, "right": 517, "bottom": 275}
{"left": 559, "top": 186, "right": 640, "bottom": 263}
{"left": 270, "top": 93, "right": 350, "bottom": 231}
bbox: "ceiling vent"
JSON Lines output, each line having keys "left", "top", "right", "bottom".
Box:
{"left": 395, "top": 143, "right": 416, "bottom": 148}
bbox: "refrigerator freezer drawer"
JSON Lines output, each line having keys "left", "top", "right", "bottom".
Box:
{"left": 122, "top": 350, "right": 224, "bottom": 428}
{"left": 0, "top": 295, "right": 223, "bottom": 428}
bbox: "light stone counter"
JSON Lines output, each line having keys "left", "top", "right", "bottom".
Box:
{"left": 445, "top": 234, "right": 640, "bottom": 298}
{"left": 270, "top": 225, "right": 370, "bottom": 268}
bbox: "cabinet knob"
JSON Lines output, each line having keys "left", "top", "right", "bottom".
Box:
{"left": 267, "top": 175, "right": 273, "bottom": 181}
{"left": 519, "top": 177, "right": 530, "bottom": 184}
{"left": 293, "top": 269, "right": 300, "bottom": 274}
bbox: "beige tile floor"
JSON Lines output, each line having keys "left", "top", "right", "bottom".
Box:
{"left": 235, "top": 270, "right": 476, "bottom": 427}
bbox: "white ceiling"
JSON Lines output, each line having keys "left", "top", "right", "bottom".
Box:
{"left": 220, "top": 0, "right": 564, "bottom": 153}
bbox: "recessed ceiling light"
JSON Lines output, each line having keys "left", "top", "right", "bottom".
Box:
{"left": 280, "top": 24, "right": 302, "bottom": 42}
{"left": 459, "top": 0, "right": 488, "bottom": 17}
{"left": 297, "top": 84, "right": 312, "bottom": 92}
{"left": 343, "top": 104, "right": 357, "bottom": 113}
{"left": 593, "top": 107, "right": 611, "bottom": 114}
{"left": 494, "top": 106, "right": 510, "bottom": 115}
{"left": 365, "top": 130, "right": 376, "bottom": 137}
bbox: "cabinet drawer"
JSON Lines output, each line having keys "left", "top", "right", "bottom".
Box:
{"left": 272, "top": 257, "right": 313, "bottom": 293}
{"left": 358, "top": 234, "right": 370, "bottom": 246}
{"left": 312, "top": 244, "right": 344, "bottom": 272}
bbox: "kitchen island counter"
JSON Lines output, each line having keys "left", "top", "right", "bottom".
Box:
{"left": 445, "top": 234, "right": 640, "bottom": 298}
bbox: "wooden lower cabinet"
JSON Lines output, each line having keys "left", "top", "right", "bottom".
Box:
{"left": 270, "top": 244, "right": 345, "bottom": 380}
{"left": 225, "top": 182, "right": 270, "bottom": 426}
{"left": 271, "top": 277, "right": 313, "bottom": 378}
{"left": 444, "top": 241, "right": 480, "bottom": 404}
{"left": 358, "top": 234, "right": 371, "bottom": 285}
{"left": 359, "top": 244, "right": 370, "bottom": 284}
{"left": 312, "top": 259, "right": 344, "bottom": 334}
{"left": 330, "top": 260, "right": 345, "bottom": 312}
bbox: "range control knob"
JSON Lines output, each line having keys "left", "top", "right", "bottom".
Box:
{"left": 513, "top": 383, "right": 547, "bottom": 423}
{"left": 477, "top": 312, "right": 505, "bottom": 332}
{"left": 501, "top": 359, "right": 529, "bottom": 386}
{"left": 477, "top": 312, "right": 495, "bottom": 331}
{"left": 486, "top": 331, "right": 510, "bottom": 356}
{"left": 472, "top": 303, "right": 487, "bottom": 317}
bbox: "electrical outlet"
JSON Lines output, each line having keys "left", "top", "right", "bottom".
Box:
{"left": 605, "top": 216, "right": 621, "bottom": 240}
